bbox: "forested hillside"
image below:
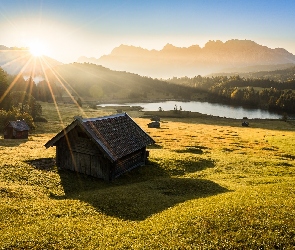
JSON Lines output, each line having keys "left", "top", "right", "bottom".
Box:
{"left": 43, "top": 63, "right": 195, "bottom": 102}
{"left": 2, "top": 62, "right": 295, "bottom": 121}
{"left": 168, "top": 73, "right": 295, "bottom": 114}
{"left": 209, "top": 66, "right": 295, "bottom": 82}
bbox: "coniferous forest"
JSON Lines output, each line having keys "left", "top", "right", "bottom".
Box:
{"left": 168, "top": 70, "right": 295, "bottom": 114}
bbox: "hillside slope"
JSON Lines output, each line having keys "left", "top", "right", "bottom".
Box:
{"left": 46, "top": 63, "right": 195, "bottom": 102}
{"left": 209, "top": 66, "right": 295, "bottom": 82}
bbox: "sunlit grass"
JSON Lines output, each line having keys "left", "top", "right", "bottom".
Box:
{"left": 0, "top": 102, "right": 294, "bottom": 249}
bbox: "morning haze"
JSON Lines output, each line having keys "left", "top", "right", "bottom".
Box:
{"left": 0, "top": 1, "right": 295, "bottom": 249}
{"left": 78, "top": 39, "right": 295, "bottom": 78}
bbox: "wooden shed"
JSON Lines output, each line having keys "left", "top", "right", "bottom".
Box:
{"left": 4, "top": 120, "right": 30, "bottom": 139}
{"left": 45, "top": 113, "right": 155, "bottom": 181}
{"left": 148, "top": 121, "right": 160, "bottom": 128}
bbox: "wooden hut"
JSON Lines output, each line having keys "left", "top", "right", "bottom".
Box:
{"left": 148, "top": 121, "right": 160, "bottom": 128}
{"left": 4, "top": 120, "right": 30, "bottom": 139}
{"left": 45, "top": 113, "right": 155, "bottom": 181}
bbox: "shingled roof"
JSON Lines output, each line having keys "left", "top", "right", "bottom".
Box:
{"left": 6, "top": 120, "right": 30, "bottom": 131}
{"left": 45, "top": 113, "right": 155, "bottom": 162}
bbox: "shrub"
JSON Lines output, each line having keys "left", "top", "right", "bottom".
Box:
{"left": 77, "top": 97, "right": 83, "bottom": 107}
{"left": 0, "top": 108, "right": 35, "bottom": 130}
{"left": 33, "top": 116, "right": 48, "bottom": 122}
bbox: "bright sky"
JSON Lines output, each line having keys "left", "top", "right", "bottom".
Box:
{"left": 1, "top": 0, "right": 294, "bottom": 63}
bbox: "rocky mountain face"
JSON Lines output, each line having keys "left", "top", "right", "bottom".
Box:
{"left": 0, "top": 46, "right": 62, "bottom": 77}
{"left": 78, "top": 40, "right": 295, "bottom": 78}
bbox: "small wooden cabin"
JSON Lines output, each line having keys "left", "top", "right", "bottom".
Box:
{"left": 45, "top": 113, "right": 155, "bottom": 181}
{"left": 148, "top": 121, "right": 160, "bottom": 128}
{"left": 4, "top": 120, "right": 30, "bottom": 139}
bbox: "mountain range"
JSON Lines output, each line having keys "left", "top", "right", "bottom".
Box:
{"left": 78, "top": 39, "right": 295, "bottom": 78}
{"left": 1, "top": 40, "right": 295, "bottom": 79}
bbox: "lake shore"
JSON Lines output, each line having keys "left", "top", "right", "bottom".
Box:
{"left": 95, "top": 100, "right": 284, "bottom": 120}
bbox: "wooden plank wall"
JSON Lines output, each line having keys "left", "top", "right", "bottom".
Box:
{"left": 113, "top": 149, "right": 145, "bottom": 178}
{"left": 56, "top": 127, "right": 111, "bottom": 180}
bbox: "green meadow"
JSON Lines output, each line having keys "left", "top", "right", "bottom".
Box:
{"left": 0, "top": 102, "right": 295, "bottom": 249}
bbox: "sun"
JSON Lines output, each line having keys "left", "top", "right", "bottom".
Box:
{"left": 29, "top": 40, "right": 47, "bottom": 57}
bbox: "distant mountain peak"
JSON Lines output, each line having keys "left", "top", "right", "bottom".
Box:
{"left": 162, "top": 43, "right": 176, "bottom": 50}
{"left": 0, "top": 45, "right": 29, "bottom": 51}
{"left": 77, "top": 39, "right": 295, "bottom": 78}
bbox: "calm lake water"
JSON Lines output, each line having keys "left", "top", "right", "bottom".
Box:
{"left": 100, "top": 101, "right": 283, "bottom": 119}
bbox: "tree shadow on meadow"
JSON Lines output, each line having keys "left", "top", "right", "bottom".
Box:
{"left": 46, "top": 158, "right": 228, "bottom": 221}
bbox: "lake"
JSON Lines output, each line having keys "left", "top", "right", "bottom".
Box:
{"left": 99, "top": 100, "right": 283, "bottom": 119}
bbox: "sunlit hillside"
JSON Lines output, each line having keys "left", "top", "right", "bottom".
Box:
{"left": 44, "top": 63, "right": 197, "bottom": 102}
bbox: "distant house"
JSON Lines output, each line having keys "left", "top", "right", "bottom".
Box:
{"left": 4, "top": 120, "right": 30, "bottom": 139}
{"left": 45, "top": 113, "right": 155, "bottom": 181}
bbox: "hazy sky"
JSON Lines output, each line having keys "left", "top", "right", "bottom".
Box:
{"left": 1, "top": 0, "right": 294, "bottom": 63}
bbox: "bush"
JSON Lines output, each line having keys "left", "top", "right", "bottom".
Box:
{"left": 89, "top": 104, "right": 97, "bottom": 109}
{"left": 77, "top": 97, "right": 82, "bottom": 107}
{"left": 33, "top": 116, "right": 48, "bottom": 122}
{"left": 0, "top": 108, "right": 35, "bottom": 130}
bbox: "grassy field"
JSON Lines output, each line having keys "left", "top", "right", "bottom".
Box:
{"left": 0, "top": 102, "right": 295, "bottom": 249}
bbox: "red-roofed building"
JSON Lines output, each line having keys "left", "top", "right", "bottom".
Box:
{"left": 45, "top": 113, "right": 155, "bottom": 181}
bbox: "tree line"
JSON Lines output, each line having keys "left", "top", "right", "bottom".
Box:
{"left": 168, "top": 75, "right": 295, "bottom": 114}
{"left": 0, "top": 68, "right": 46, "bottom": 130}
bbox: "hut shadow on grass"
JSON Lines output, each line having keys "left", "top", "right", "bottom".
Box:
{"left": 78, "top": 177, "right": 228, "bottom": 221}
{"left": 26, "top": 158, "right": 56, "bottom": 171}
{"left": 51, "top": 159, "right": 228, "bottom": 221}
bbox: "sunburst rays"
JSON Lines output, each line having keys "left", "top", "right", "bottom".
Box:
{"left": 0, "top": 50, "right": 33, "bottom": 105}
{"left": 0, "top": 49, "right": 92, "bottom": 173}
{"left": 29, "top": 41, "right": 47, "bottom": 57}
{"left": 0, "top": 48, "right": 90, "bottom": 125}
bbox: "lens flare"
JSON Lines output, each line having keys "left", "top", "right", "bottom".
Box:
{"left": 29, "top": 41, "right": 47, "bottom": 57}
